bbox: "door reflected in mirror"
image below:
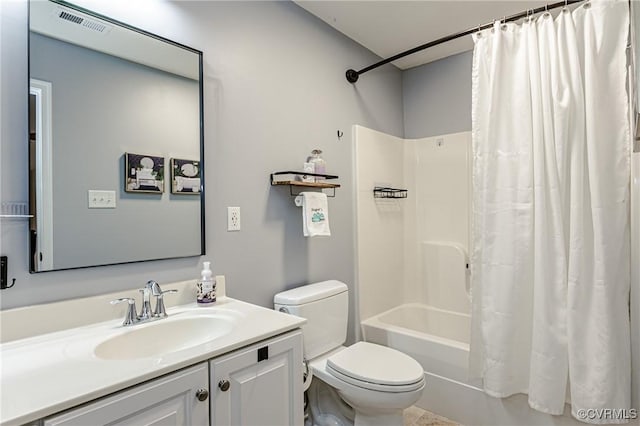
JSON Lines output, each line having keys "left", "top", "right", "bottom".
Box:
{"left": 29, "top": 0, "right": 204, "bottom": 272}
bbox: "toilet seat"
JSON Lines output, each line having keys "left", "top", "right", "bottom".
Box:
{"left": 326, "top": 342, "right": 424, "bottom": 393}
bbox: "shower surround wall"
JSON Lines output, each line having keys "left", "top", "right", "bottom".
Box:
{"left": 354, "top": 125, "right": 591, "bottom": 425}
{"left": 354, "top": 128, "right": 405, "bottom": 322}
{"left": 354, "top": 125, "right": 470, "bottom": 324}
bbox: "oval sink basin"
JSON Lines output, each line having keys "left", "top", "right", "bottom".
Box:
{"left": 94, "top": 315, "right": 233, "bottom": 360}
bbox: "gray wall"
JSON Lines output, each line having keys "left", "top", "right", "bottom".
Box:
{"left": 30, "top": 33, "right": 201, "bottom": 270}
{"left": 1, "top": 1, "right": 403, "bottom": 342}
{"left": 403, "top": 51, "right": 472, "bottom": 138}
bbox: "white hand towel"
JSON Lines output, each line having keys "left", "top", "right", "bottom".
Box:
{"left": 300, "top": 192, "right": 331, "bottom": 237}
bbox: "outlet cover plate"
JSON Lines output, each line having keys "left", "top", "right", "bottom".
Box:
{"left": 227, "top": 207, "right": 240, "bottom": 231}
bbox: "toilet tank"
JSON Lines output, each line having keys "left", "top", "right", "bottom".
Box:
{"left": 274, "top": 280, "right": 348, "bottom": 360}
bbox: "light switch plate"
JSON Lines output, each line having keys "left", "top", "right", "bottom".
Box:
{"left": 88, "top": 190, "right": 116, "bottom": 209}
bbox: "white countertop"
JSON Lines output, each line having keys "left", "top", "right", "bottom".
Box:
{"left": 0, "top": 297, "right": 305, "bottom": 426}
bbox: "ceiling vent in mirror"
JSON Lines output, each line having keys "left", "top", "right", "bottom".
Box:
{"left": 55, "top": 8, "right": 112, "bottom": 34}
{"left": 58, "top": 10, "right": 82, "bottom": 24}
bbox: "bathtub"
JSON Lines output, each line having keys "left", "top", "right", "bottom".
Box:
{"left": 361, "top": 303, "right": 470, "bottom": 384}
{"left": 361, "top": 303, "right": 584, "bottom": 426}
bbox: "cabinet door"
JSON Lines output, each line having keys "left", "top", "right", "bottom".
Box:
{"left": 210, "top": 330, "right": 303, "bottom": 426}
{"left": 44, "top": 363, "right": 209, "bottom": 426}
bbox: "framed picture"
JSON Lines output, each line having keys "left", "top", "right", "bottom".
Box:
{"left": 125, "top": 153, "right": 164, "bottom": 193}
{"left": 171, "top": 158, "right": 201, "bottom": 194}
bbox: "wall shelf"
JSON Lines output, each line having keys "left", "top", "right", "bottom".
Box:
{"left": 373, "top": 186, "right": 408, "bottom": 199}
{"left": 270, "top": 171, "right": 340, "bottom": 197}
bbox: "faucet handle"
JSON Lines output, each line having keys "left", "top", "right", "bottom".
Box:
{"left": 153, "top": 289, "right": 178, "bottom": 318}
{"left": 110, "top": 297, "right": 138, "bottom": 326}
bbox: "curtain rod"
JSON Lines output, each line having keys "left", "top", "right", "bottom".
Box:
{"left": 345, "top": 0, "right": 586, "bottom": 83}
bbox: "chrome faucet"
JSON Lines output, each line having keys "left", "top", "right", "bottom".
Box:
{"left": 111, "top": 280, "right": 178, "bottom": 326}
{"left": 139, "top": 280, "right": 160, "bottom": 320}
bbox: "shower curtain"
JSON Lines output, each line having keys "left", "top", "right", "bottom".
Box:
{"left": 469, "top": 0, "right": 631, "bottom": 423}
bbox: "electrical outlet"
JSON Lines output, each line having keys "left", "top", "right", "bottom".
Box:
{"left": 227, "top": 207, "right": 241, "bottom": 231}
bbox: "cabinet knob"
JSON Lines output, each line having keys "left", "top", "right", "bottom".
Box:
{"left": 218, "top": 379, "right": 231, "bottom": 392}
{"left": 195, "top": 388, "right": 209, "bottom": 401}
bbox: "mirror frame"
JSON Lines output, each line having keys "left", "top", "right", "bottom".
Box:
{"left": 28, "top": 0, "right": 205, "bottom": 273}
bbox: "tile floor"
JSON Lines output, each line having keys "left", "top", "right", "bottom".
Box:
{"left": 403, "top": 406, "right": 461, "bottom": 426}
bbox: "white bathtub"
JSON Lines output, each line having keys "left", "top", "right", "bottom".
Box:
{"left": 361, "top": 303, "right": 470, "bottom": 384}
{"left": 361, "top": 303, "right": 584, "bottom": 426}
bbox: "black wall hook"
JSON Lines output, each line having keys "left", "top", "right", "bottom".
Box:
{"left": 2, "top": 278, "right": 16, "bottom": 290}
{"left": 337, "top": 130, "right": 344, "bottom": 140}
{"left": 0, "top": 255, "right": 15, "bottom": 290}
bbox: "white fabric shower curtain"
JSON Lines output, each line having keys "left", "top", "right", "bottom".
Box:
{"left": 469, "top": 0, "right": 631, "bottom": 422}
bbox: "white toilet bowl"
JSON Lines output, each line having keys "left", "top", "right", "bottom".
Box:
{"left": 308, "top": 343, "right": 425, "bottom": 426}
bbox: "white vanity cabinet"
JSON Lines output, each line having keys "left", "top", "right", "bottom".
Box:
{"left": 42, "top": 363, "right": 209, "bottom": 426}
{"left": 210, "top": 330, "right": 304, "bottom": 426}
{"left": 37, "top": 330, "right": 303, "bottom": 426}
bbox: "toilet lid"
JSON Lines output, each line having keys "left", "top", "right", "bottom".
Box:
{"left": 326, "top": 342, "right": 424, "bottom": 392}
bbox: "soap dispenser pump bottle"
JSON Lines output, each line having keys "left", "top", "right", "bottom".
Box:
{"left": 196, "top": 261, "right": 216, "bottom": 304}
{"left": 307, "top": 149, "right": 326, "bottom": 182}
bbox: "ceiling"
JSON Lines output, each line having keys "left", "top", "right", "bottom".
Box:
{"left": 294, "top": 1, "right": 550, "bottom": 70}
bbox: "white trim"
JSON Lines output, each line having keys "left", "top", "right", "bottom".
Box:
{"left": 631, "top": 153, "right": 640, "bottom": 413}
{"left": 30, "top": 78, "right": 54, "bottom": 270}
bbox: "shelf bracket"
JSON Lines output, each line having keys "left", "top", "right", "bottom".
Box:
{"left": 289, "top": 185, "right": 336, "bottom": 198}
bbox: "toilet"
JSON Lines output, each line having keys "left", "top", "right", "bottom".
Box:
{"left": 274, "top": 280, "right": 425, "bottom": 426}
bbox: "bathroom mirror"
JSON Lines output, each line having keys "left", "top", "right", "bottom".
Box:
{"left": 28, "top": 0, "right": 204, "bottom": 272}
